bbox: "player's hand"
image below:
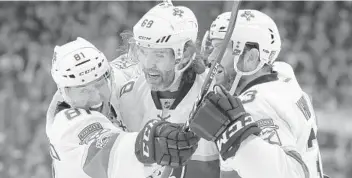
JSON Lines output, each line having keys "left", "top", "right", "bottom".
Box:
{"left": 189, "top": 85, "right": 261, "bottom": 160}
{"left": 135, "top": 119, "right": 200, "bottom": 168}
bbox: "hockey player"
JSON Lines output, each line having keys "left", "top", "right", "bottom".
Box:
{"left": 117, "top": 2, "right": 220, "bottom": 178}
{"left": 46, "top": 37, "right": 198, "bottom": 178}
{"left": 189, "top": 10, "right": 325, "bottom": 178}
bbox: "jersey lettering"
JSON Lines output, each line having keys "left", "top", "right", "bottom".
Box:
{"left": 64, "top": 109, "right": 91, "bottom": 120}
{"left": 307, "top": 128, "right": 316, "bottom": 149}
{"left": 298, "top": 93, "right": 323, "bottom": 178}
{"left": 296, "top": 96, "right": 312, "bottom": 120}
{"left": 64, "top": 109, "right": 81, "bottom": 120}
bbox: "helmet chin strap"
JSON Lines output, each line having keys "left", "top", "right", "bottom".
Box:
{"left": 229, "top": 58, "right": 266, "bottom": 95}
{"left": 229, "top": 73, "right": 242, "bottom": 95}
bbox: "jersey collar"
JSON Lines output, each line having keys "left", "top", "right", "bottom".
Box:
{"left": 151, "top": 69, "right": 197, "bottom": 110}
{"left": 239, "top": 72, "right": 279, "bottom": 95}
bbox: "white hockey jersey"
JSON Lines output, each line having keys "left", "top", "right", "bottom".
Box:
{"left": 118, "top": 70, "right": 220, "bottom": 178}
{"left": 46, "top": 107, "right": 145, "bottom": 178}
{"left": 46, "top": 54, "right": 141, "bottom": 178}
{"left": 221, "top": 63, "right": 323, "bottom": 178}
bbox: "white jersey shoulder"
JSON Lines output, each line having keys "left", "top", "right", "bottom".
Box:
{"left": 47, "top": 107, "right": 120, "bottom": 178}
{"left": 224, "top": 75, "right": 322, "bottom": 178}
{"left": 110, "top": 53, "right": 141, "bottom": 85}
{"left": 47, "top": 106, "right": 145, "bottom": 178}
{"left": 273, "top": 61, "right": 301, "bottom": 89}
{"left": 48, "top": 108, "right": 120, "bottom": 146}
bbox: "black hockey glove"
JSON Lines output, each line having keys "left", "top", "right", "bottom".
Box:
{"left": 189, "top": 85, "right": 261, "bottom": 160}
{"left": 135, "top": 119, "right": 200, "bottom": 168}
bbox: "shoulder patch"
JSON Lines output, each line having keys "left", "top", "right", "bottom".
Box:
{"left": 119, "top": 80, "right": 135, "bottom": 97}
{"left": 111, "top": 54, "right": 138, "bottom": 70}
{"left": 256, "top": 119, "right": 282, "bottom": 146}
{"left": 256, "top": 118, "right": 275, "bottom": 128}
{"left": 78, "top": 122, "right": 111, "bottom": 146}
{"left": 240, "top": 90, "right": 257, "bottom": 104}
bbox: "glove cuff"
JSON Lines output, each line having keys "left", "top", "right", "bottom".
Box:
{"left": 135, "top": 119, "right": 165, "bottom": 164}
{"left": 216, "top": 115, "right": 261, "bottom": 160}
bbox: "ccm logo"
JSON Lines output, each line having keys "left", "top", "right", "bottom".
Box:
{"left": 79, "top": 67, "right": 96, "bottom": 76}
{"left": 142, "top": 120, "right": 158, "bottom": 157}
{"left": 138, "top": 36, "right": 151, "bottom": 40}
{"left": 216, "top": 115, "right": 254, "bottom": 150}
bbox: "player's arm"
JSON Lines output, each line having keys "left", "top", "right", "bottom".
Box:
{"left": 223, "top": 120, "right": 308, "bottom": 178}
{"left": 50, "top": 108, "right": 145, "bottom": 178}
{"left": 189, "top": 86, "right": 308, "bottom": 178}
{"left": 53, "top": 108, "right": 199, "bottom": 178}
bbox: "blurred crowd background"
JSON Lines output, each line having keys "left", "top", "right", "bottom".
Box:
{"left": 0, "top": 1, "right": 351, "bottom": 178}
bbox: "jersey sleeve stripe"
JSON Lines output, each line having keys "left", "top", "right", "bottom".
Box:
{"left": 284, "top": 149, "right": 310, "bottom": 178}
{"left": 83, "top": 133, "right": 119, "bottom": 178}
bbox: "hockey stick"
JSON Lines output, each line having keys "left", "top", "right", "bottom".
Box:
{"left": 161, "top": 1, "right": 242, "bottom": 178}
{"left": 195, "top": 0, "right": 242, "bottom": 107}
{"left": 186, "top": 0, "right": 242, "bottom": 129}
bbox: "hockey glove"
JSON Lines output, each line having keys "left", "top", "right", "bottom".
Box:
{"left": 189, "top": 85, "right": 261, "bottom": 160}
{"left": 135, "top": 119, "right": 200, "bottom": 168}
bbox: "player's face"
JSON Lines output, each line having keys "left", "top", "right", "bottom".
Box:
{"left": 136, "top": 46, "right": 175, "bottom": 91}
{"left": 65, "top": 74, "right": 111, "bottom": 109}
{"left": 209, "top": 39, "right": 237, "bottom": 90}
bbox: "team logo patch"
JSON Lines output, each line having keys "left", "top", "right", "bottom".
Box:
{"left": 78, "top": 122, "right": 111, "bottom": 146}
{"left": 256, "top": 118, "right": 274, "bottom": 128}
{"left": 159, "top": 2, "right": 172, "bottom": 8}
{"left": 241, "top": 11, "right": 255, "bottom": 21}
{"left": 160, "top": 99, "right": 174, "bottom": 109}
{"left": 256, "top": 119, "right": 282, "bottom": 146}
{"left": 173, "top": 8, "right": 184, "bottom": 17}
{"left": 95, "top": 131, "right": 116, "bottom": 149}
